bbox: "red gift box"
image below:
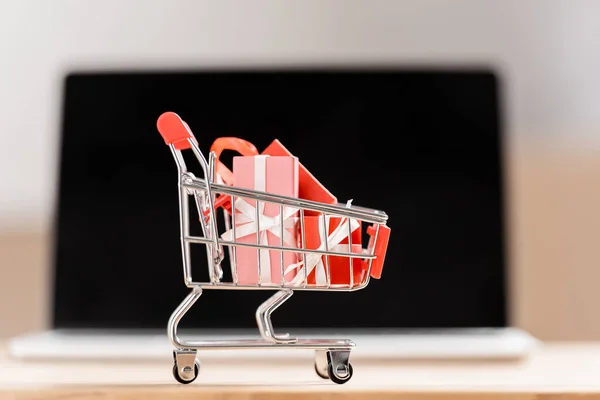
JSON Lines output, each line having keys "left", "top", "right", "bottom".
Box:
{"left": 305, "top": 242, "right": 366, "bottom": 286}
{"left": 284, "top": 214, "right": 366, "bottom": 287}
{"left": 263, "top": 139, "right": 337, "bottom": 215}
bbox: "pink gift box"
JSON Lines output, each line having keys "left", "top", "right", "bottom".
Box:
{"left": 226, "top": 155, "right": 299, "bottom": 285}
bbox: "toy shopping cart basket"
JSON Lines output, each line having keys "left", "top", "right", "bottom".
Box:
{"left": 156, "top": 112, "right": 391, "bottom": 384}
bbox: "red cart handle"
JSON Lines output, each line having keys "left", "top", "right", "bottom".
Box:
{"left": 365, "top": 224, "right": 391, "bottom": 279}
{"left": 156, "top": 111, "right": 197, "bottom": 150}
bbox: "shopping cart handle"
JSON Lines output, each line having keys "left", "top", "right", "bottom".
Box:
{"left": 366, "top": 224, "right": 391, "bottom": 279}
{"left": 156, "top": 112, "right": 197, "bottom": 150}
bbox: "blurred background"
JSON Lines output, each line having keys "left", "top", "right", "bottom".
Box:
{"left": 1, "top": 0, "right": 600, "bottom": 341}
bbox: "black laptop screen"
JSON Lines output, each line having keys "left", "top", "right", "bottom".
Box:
{"left": 52, "top": 68, "right": 507, "bottom": 330}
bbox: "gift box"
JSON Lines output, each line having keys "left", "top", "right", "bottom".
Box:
{"left": 262, "top": 139, "right": 338, "bottom": 216}
{"left": 306, "top": 242, "right": 366, "bottom": 286}
{"left": 221, "top": 155, "right": 300, "bottom": 285}
{"left": 209, "top": 137, "right": 337, "bottom": 218}
{"left": 285, "top": 213, "right": 366, "bottom": 287}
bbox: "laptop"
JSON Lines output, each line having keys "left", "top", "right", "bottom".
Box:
{"left": 9, "top": 67, "right": 538, "bottom": 362}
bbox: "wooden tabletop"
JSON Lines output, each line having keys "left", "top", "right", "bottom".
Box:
{"left": 2, "top": 341, "right": 600, "bottom": 399}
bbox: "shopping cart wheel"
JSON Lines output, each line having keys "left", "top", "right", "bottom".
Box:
{"left": 328, "top": 362, "right": 353, "bottom": 384}
{"left": 327, "top": 350, "right": 353, "bottom": 384}
{"left": 314, "top": 350, "right": 329, "bottom": 379}
{"left": 172, "top": 350, "right": 200, "bottom": 384}
{"left": 314, "top": 362, "right": 329, "bottom": 379}
{"left": 172, "top": 361, "right": 200, "bottom": 384}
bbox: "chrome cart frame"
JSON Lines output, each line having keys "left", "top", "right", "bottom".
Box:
{"left": 156, "top": 112, "right": 390, "bottom": 385}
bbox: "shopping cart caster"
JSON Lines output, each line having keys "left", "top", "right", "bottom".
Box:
{"left": 316, "top": 350, "right": 353, "bottom": 384}
{"left": 328, "top": 362, "right": 353, "bottom": 384}
{"left": 172, "top": 350, "right": 200, "bottom": 384}
{"left": 314, "top": 350, "right": 329, "bottom": 379}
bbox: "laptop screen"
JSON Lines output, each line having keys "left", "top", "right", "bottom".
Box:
{"left": 52, "top": 68, "right": 507, "bottom": 330}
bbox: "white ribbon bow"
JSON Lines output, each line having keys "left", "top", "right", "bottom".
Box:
{"left": 221, "top": 199, "right": 298, "bottom": 246}
{"left": 285, "top": 201, "right": 360, "bottom": 286}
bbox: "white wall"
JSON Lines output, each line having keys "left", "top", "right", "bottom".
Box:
{"left": 1, "top": 0, "right": 599, "bottom": 231}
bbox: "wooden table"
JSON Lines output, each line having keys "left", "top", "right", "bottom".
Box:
{"left": 2, "top": 341, "right": 600, "bottom": 399}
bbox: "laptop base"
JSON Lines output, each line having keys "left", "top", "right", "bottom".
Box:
{"left": 8, "top": 327, "right": 539, "bottom": 362}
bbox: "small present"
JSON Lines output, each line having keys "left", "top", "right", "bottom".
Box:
{"left": 262, "top": 139, "right": 337, "bottom": 215}
{"left": 285, "top": 210, "right": 366, "bottom": 287}
{"left": 306, "top": 242, "right": 366, "bottom": 286}
{"left": 304, "top": 214, "right": 364, "bottom": 286}
{"left": 209, "top": 137, "right": 337, "bottom": 218}
{"left": 220, "top": 155, "right": 300, "bottom": 285}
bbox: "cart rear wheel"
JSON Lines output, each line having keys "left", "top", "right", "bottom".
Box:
{"left": 328, "top": 362, "right": 353, "bottom": 384}
{"left": 314, "top": 362, "right": 329, "bottom": 379}
{"left": 314, "top": 350, "right": 329, "bottom": 379}
{"left": 173, "top": 361, "right": 200, "bottom": 384}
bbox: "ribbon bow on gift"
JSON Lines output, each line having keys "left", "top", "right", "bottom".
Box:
{"left": 285, "top": 204, "right": 361, "bottom": 286}
{"left": 221, "top": 198, "right": 299, "bottom": 245}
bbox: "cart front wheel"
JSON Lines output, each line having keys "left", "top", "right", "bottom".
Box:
{"left": 326, "top": 350, "right": 353, "bottom": 384}
{"left": 328, "top": 362, "right": 353, "bottom": 384}
{"left": 173, "top": 361, "right": 200, "bottom": 384}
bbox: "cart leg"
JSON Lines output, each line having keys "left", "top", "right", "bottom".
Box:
{"left": 255, "top": 289, "right": 297, "bottom": 344}
{"left": 168, "top": 286, "right": 203, "bottom": 349}
{"left": 168, "top": 287, "right": 203, "bottom": 384}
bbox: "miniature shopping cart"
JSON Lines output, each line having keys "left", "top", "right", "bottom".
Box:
{"left": 156, "top": 112, "right": 390, "bottom": 385}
